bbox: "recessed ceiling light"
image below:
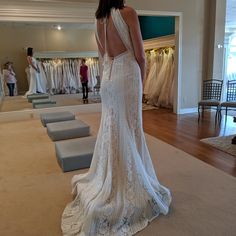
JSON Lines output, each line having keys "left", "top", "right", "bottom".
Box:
{"left": 57, "top": 25, "right": 62, "bottom": 30}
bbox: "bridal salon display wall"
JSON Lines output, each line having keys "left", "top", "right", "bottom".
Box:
{"left": 29, "top": 57, "right": 99, "bottom": 95}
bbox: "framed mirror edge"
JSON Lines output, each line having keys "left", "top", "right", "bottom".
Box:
{"left": 0, "top": 2, "right": 183, "bottom": 117}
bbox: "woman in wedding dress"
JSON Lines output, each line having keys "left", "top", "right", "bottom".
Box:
{"left": 61, "top": 1, "right": 171, "bottom": 235}
{"left": 24, "top": 47, "right": 44, "bottom": 96}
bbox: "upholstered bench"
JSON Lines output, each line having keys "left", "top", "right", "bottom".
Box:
{"left": 32, "top": 99, "right": 56, "bottom": 108}
{"left": 47, "top": 119, "right": 90, "bottom": 141}
{"left": 34, "top": 103, "right": 57, "bottom": 109}
{"left": 55, "top": 136, "right": 96, "bottom": 172}
{"left": 27, "top": 93, "right": 49, "bottom": 102}
{"left": 40, "top": 111, "right": 75, "bottom": 127}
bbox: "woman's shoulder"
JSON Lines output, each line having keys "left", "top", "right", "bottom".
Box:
{"left": 120, "top": 6, "right": 137, "bottom": 15}
{"left": 119, "top": 6, "right": 138, "bottom": 21}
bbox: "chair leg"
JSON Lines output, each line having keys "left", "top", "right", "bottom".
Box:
{"left": 218, "top": 106, "right": 222, "bottom": 124}
{"left": 215, "top": 107, "right": 218, "bottom": 125}
{"left": 225, "top": 107, "right": 228, "bottom": 122}
{"left": 198, "top": 105, "right": 200, "bottom": 122}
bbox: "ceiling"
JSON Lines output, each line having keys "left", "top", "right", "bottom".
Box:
{"left": 14, "top": 0, "right": 96, "bottom": 2}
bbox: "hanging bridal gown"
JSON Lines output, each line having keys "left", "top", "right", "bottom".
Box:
{"left": 61, "top": 8, "right": 171, "bottom": 236}
{"left": 157, "top": 49, "right": 175, "bottom": 108}
{"left": 143, "top": 51, "right": 157, "bottom": 96}
{"left": 37, "top": 62, "right": 47, "bottom": 94}
{"left": 147, "top": 51, "right": 168, "bottom": 106}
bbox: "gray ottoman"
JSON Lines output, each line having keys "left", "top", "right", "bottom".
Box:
{"left": 55, "top": 136, "right": 96, "bottom": 172}
{"left": 40, "top": 111, "right": 75, "bottom": 127}
{"left": 32, "top": 99, "right": 56, "bottom": 108}
{"left": 27, "top": 93, "right": 49, "bottom": 102}
{"left": 47, "top": 119, "right": 90, "bottom": 141}
{"left": 34, "top": 103, "right": 57, "bottom": 109}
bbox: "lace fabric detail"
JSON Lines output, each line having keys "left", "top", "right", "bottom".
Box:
{"left": 62, "top": 8, "right": 171, "bottom": 236}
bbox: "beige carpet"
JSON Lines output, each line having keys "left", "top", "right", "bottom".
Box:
{"left": 0, "top": 113, "right": 235, "bottom": 236}
{"left": 201, "top": 135, "right": 236, "bottom": 157}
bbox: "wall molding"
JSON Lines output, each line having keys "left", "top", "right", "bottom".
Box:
{"left": 35, "top": 51, "right": 98, "bottom": 59}
{"left": 137, "top": 10, "right": 182, "bottom": 17}
{"left": 0, "top": 1, "right": 97, "bottom": 23}
{"left": 143, "top": 34, "right": 175, "bottom": 50}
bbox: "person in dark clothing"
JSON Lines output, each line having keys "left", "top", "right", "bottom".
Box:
{"left": 80, "top": 58, "right": 89, "bottom": 103}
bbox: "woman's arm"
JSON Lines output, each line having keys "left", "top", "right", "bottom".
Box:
{"left": 27, "top": 56, "right": 40, "bottom": 73}
{"left": 123, "top": 7, "right": 146, "bottom": 82}
{"left": 9, "top": 69, "right": 15, "bottom": 76}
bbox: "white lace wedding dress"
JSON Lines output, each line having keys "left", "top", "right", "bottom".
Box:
{"left": 61, "top": 8, "right": 171, "bottom": 236}
{"left": 25, "top": 57, "right": 44, "bottom": 96}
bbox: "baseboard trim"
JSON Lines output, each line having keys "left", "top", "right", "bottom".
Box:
{"left": 179, "top": 107, "right": 198, "bottom": 114}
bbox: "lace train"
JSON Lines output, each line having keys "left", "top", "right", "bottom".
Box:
{"left": 61, "top": 8, "right": 171, "bottom": 236}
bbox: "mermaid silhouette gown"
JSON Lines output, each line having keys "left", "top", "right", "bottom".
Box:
{"left": 61, "top": 8, "right": 171, "bottom": 236}
{"left": 25, "top": 57, "right": 44, "bottom": 96}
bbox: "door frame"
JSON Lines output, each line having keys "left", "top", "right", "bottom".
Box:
{"left": 138, "top": 10, "right": 183, "bottom": 114}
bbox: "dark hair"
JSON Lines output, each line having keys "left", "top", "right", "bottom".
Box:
{"left": 81, "top": 58, "right": 86, "bottom": 63}
{"left": 3, "top": 62, "right": 9, "bottom": 69}
{"left": 27, "top": 47, "right": 33, "bottom": 56}
{"left": 95, "top": 0, "right": 125, "bottom": 19}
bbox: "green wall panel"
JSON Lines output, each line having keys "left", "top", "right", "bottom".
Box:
{"left": 139, "top": 16, "right": 175, "bottom": 40}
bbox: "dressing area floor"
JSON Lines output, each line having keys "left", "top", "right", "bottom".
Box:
{"left": 0, "top": 111, "right": 235, "bottom": 236}
{"left": 0, "top": 93, "right": 101, "bottom": 112}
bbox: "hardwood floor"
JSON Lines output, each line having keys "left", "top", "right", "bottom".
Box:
{"left": 142, "top": 108, "right": 236, "bottom": 177}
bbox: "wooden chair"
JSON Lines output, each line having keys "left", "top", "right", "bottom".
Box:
{"left": 219, "top": 80, "right": 236, "bottom": 120}
{"left": 198, "top": 79, "right": 223, "bottom": 122}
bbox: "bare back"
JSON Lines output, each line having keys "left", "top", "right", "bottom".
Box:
{"left": 96, "top": 8, "right": 128, "bottom": 58}
{"left": 96, "top": 6, "right": 146, "bottom": 81}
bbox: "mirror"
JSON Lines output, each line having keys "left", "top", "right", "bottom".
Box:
{"left": 0, "top": 21, "right": 100, "bottom": 112}
{"left": 0, "top": 3, "right": 179, "bottom": 114}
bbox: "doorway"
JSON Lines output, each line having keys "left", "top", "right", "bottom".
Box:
{"left": 223, "top": 0, "right": 236, "bottom": 99}
{"left": 138, "top": 10, "right": 182, "bottom": 114}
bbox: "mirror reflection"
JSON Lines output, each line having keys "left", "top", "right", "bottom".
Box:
{"left": 0, "top": 22, "right": 100, "bottom": 112}
{"left": 0, "top": 16, "right": 177, "bottom": 113}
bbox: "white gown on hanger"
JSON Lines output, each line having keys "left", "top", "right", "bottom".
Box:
{"left": 61, "top": 8, "right": 171, "bottom": 236}
{"left": 157, "top": 49, "right": 174, "bottom": 108}
{"left": 147, "top": 52, "right": 168, "bottom": 106}
{"left": 37, "top": 62, "right": 47, "bottom": 93}
{"left": 143, "top": 51, "right": 157, "bottom": 96}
